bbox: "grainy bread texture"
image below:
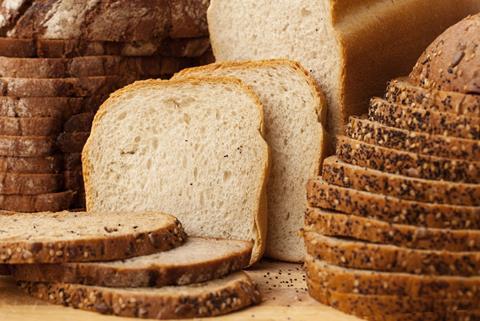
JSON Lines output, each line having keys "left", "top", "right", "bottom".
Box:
{"left": 83, "top": 78, "right": 269, "bottom": 264}
{"left": 0, "top": 211, "right": 185, "bottom": 263}
{"left": 174, "top": 60, "right": 326, "bottom": 262}
{"left": 19, "top": 272, "right": 261, "bottom": 319}
{"left": 207, "top": 0, "right": 480, "bottom": 137}
{"left": 0, "top": 116, "right": 61, "bottom": 136}
{"left": 12, "top": 237, "right": 252, "bottom": 287}
{"left": 0, "top": 135, "right": 57, "bottom": 157}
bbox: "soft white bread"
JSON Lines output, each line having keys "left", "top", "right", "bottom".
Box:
{"left": 175, "top": 60, "right": 327, "bottom": 262}
{"left": 83, "top": 78, "right": 269, "bottom": 264}
{"left": 207, "top": 0, "right": 480, "bottom": 137}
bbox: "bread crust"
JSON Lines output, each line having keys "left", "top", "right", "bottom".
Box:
{"left": 0, "top": 155, "right": 63, "bottom": 173}
{"left": 0, "top": 135, "right": 56, "bottom": 157}
{"left": 83, "top": 77, "right": 269, "bottom": 265}
{"left": 0, "top": 172, "right": 63, "bottom": 195}
{"left": 0, "top": 191, "right": 73, "bottom": 212}
{"left": 0, "top": 116, "right": 62, "bottom": 136}
{"left": 18, "top": 272, "right": 261, "bottom": 319}
{"left": 169, "top": 0, "right": 210, "bottom": 38}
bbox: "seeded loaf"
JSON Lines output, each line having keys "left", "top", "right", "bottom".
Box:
{"left": 322, "top": 156, "right": 480, "bottom": 206}
{"left": 83, "top": 78, "right": 269, "bottom": 264}
{"left": 62, "top": 112, "right": 94, "bottom": 132}
{"left": 0, "top": 155, "right": 63, "bottom": 173}
{"left": 169, "top": 0, "right": 209, "bottom": 38}
{"left": 12, "top": 237, "right": 252, "bottom": 287}
{"left": 347, "top": 117, "right": 480, "bottom": 162}
{"left": 0, "top": 211, "right": 185, "bottom": 264}
{"left": 0, "top": 172, "right": 64, "bottom": 195}
{"left": 0, "top": 135, "right": 57, "bottom": 157}
{"left": 57, "top": 132, "right": 89, "bottom": 153}
{"left": 410, "top": 13, "right": 480, "bottom": 94}
{"left": 337, "top": 136, "right": 480, "bottom": 183}
{"left": 306, "top": 208, "right": 480, "bottom": 252}
{"left": 174, "top": 59, "right": 326, "bottom": 262}
{"left": 307, "top": 179, "right": 480, "bottom": 229}
{"left": 304, "top": 231, "right": 480, "bottom": 276}
{"left": 0, "top": 191, "right": 73, "bottom": 212}
{"left": 0, "top": 116, "right": 63, "bottom": 136}
{"left": 369, "top": 97, "right": 480, "bottom": 140}
{"left": 386, "top": 79, "right": 480, "bottom": 116}
{"left": 19, "top": 272, "right": 260, "bottom": 319}
{"left": 208, "top": 0, "right": 480, "bottom": 137}
{"left": 305, "top": 255, "right": 480, "bottom": 299}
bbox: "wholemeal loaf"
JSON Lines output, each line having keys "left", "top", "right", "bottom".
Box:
{"left": 322, "top": 156, "right": 480, "bottom": 206}
{"left": 304, "top": 231, "right": 480, "bottom": 276}
{"left": 305, "top": 255, "right": 480, "bottom": 299}
{"left": 0, "top": 116, "right": 62, "bottom": 136}
{"left": 174, "top": 60, "right": 326, "bottom": 262}
{"left": 207, "top": 0, "right": 480, "bottom": 137}
{"left": 0, "top": 172, "right": 63, "bottom": 195}
{"left": 83, "top": 78, "right": 269, "bottom": 264}
{"left": 410, "top": 13, "right": 480, "bottom": 94}
{"left": 307, "top": 179, "right": 480, "bottom": 229}
{"left": 12, "top": 237, "right": 252, "bottom": 287}
{"left": 369, "top": 97, "right": 480, "bottom": 140}
{"left": 346, "top": 117, "right": 480, "bottom": 162}
{"left": 0, "top": 211, "right": 185, "bottom": 264}
{"left": 337, "top": 136, "right": 480, "bottom": 183}
{"left": 0, "top": 155, "right": 63, "bottom": 173}
{"left": 0, "top": 191, "right": 73, "bottom": 212}
{"left": 169, "top": 0, "right": 209, "bottom": 38}
{"left": 386, "top": 79, "right": 480, "bottom": 116}
{"left": 57, "top": 132, "right": 90, "bottom": 153}
{"left": 18, "top": 272, "right": 260, "bottom": 319}
{"left": 0, "top": 136, "right": 57, "bottom": 157}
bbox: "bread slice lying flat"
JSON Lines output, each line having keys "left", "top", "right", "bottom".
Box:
{"left": 12, "top": 237, "right": 252, "bottom": 287}
{"left": 83, "top": 78, "right": 269, "bottom": 264}
{"left": 174, "top": 60, "right": 326, "bottom": 262}
{"left": 0, "top": 211, "right": 185, "bottom": 264}
{"left": 19, "top": 272, "right": 261, "bottom": 319}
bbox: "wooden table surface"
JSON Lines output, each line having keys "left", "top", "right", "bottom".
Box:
{"left": 0, "top": 260, "right": 362, "bottom": 321}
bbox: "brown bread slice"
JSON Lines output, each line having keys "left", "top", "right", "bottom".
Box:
{"left": 170, "top": 0, "right": 209, "bottom": 38}
{"left": 62, "top": 112, "right": 94, "bottom": 132}
{"left": 0, "top": 211, "right": 185, "bottom": 264}
{"left": 322, "top": 156, "right": 480, "bottom": 206}
{"left": 57, "top": 132, "right": 89, "bottom": 153}
{"left": 346, "top": 116, "right": 480, "bottom": 162}
{"left": 385, "top": 79, "right": 480, "bottom": 116}
{"left": 64, "top": 153, "right": 81, "bottom": 171}
{"left": 305, "top": 255, "right": 480, "bottom": 299}
{"left": 0, "top": 116, "right": 62, "bottom": 136}
{"left": 307, "top": 179, "right": 480, "bottom": 229}
{"left": 0, "top": 97, "right": 82, "bottom": 118}
{"left": 18, "top": 271, "right": 260, "bottom": 319}
{"left": 307, "top": 280, "right": 480, "bottom": 321}
{"left": 12, "top": 237, "right": 252, "bottom": 287}
{"left": 0, "top": 155, "right": 63, "bottom": 173}
{"left": 0, "top": 172, "right": 63, "bottom": 195}
{"left": 305, "top": 208, "right": 480, "bottom": 252}
{"left": 0, "top": 136, "right": 57, "bottom": 157}
{"left": 0, "top": 191, "right": 74, "bottom": 212}
{"left": 64, "top": 170, "right": 84, "bottom": 191}
{"left": 337, "top": 136, "right": 480, "bottom": 183}
{"left": 304, "top": 231, "right": 480, "bottom": 276}
{"left": 369, "top": 97, "right": 480, "bottom": 139}
{"left": 163, "top": 37, "right": 211, "bottom": 57}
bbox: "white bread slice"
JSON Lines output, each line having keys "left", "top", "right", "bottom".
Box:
{"left": 174, "top": 60, "right": 326, "bottom": 262}
{"left": 83, "top": 78, "right": 269, "bottom": 264}
{"left": 207, "top": 0, "right": 480, "bottom": 137}
{"left": 12, "top": 237, "right": 252, "bottom": 287}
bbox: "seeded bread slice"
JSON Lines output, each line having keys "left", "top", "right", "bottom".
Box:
{"left": 0, "top": 191, "right": 73, "bottom": 212}
{"left": 18, "top": 271, "right": 260, "bottom": 319}
{"left": 322, "top": 156, "right": 480, "bottom": 206}
{"left": 62, "top": 112, "right": 94, "bottom": 132}
{"left": 307, "top": 179, "right": 479, "bottom": 229}
{"left": 0, "top": 172, "right": 64, "bottom": 195}
{"left": 337, "top": 136, "right": 480, "bottom": 184}
{"left": 305, "top": 255, "right": 480, "bottom": 299}
{"left": 0, "top": 211, "right": 185, "bottom": 264}
{"left": 57, "top": 132, "right": 90, "bottom": 153}
{"left": 385, "top": 79, "right": 480, "bottom": 116}
{"left": 0, "top": 116, "right": 63, "bottom": 136}
{"left": 12, "top": 237, "right": 252, "bottom": 287}
{"left": 346, "top": 116, "right": 480, "bottom": 162}
{"left": 304, "top": 231, "right": 480, "bottom": 276}
{"left": 369, "top": 97, "right": 480, "bottom": 140}
{"left": 306, "top": 208, "right": 480, "bottom": 252}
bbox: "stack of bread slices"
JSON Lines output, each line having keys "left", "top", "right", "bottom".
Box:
{"left": 1, "top": 210, "right": 261, "bottom": 319}
{"left": 304, "top": 14, "right": 480, "bottom": 321}
{"left": 0, "top": 0, "right": 212, "bottom": 212}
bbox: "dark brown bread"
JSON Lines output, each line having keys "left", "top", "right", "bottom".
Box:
{"left": 169, "top": 0, "right": 210, "bottom": 38}
{"left": 305, "top": 255, "right": 480, "bottom": 299}
{"left": 369, "top": 97, "right": 480, "bottom": 140}
{"left": 57, "top": 132, "right": 89, "bottom": 153}
{"left": 304, "top": 231, "right": 480, "bottom": 276}
{"left": 0, "top": 116, "right": 62, "bottom": 136}
{"left": 322, "top": 156, "right": 480, "bottom": 206}
{"left": 0, "top": 136, "right": 57, "bottom": 157}
{"left": 63, "top": 112, "right": 94, "bottom": 132}
{"left": 0, "top": 191, "right": 73, "bottom": 212}
{"left": 64, "top": 170, "right": 83, "bottom": 191}
{"left": 307, "top": 179, "right": 480, "bottom": 229}
{"left": 337, "top": 136, "right": 480, "bottom": 183}
{"left": 0, "top": 172, "right": 63, "bottom": 195}
{"left": 410, "top": 14, "right": 480, "bottom": 94}
{"left": 305, "top": 208, "right": 480, "bottom": 252}
{"left": 385, "top": 79, "right": 480, "bottom": 116}
{"left": 64, "top": 153, "right": 81, "bottom": 171}
{"left": 0, "top": 264, "right": 8, "bottom": 275}
{"left": 0, "top": 211, "right": 186, "bottom": 264}
{"left": 0, "top": 155, "right": 63, "bottom": 173}
{"left": 346, "top": 116, "right": 480, "bottom": 162}
{"left": 18, "top": 272, "right": 260, "bottom": 319}
{"left": 162, "top": 37, "right": 211, "bottom": 57}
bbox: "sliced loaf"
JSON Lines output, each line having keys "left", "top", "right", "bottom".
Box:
{"left": 170, "top": 0, "right": 210, "bottom": 38}
{"left": 306, "top": 208, "right": 480, "bottom": 252}
{"left": 174, "top": 60, "right": 326, "bottom": 262}
{"left": 11, "top": 237, "right": 252, "bottom": 287}
{"left": 304, "top": 231, "right": 480, "bottom": 276}
{"left": 0, "top": 211, "right": 185, "bottom": 264}
{"left": 0, "top": 155, "right": 63, "bottom": 173}
{"left": 0, "top": 191, "right": 73, "bottom": 212}
{"left": 83, "top": 78, "right": 269, "bottom": 264}
{"left": 0, "top": 116, "right": 62, "bottom": 136}
{"left": 19, "top": 272, "right": 260, "bottom": 319}
{"left": 0, "top": 172, "right": 63, "bottom": 195}
{"left": 0, "top": 136, "right": 57, "bottom": 157}
{"left": 337, "top": 136, "right": 480, "bottom": 183}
